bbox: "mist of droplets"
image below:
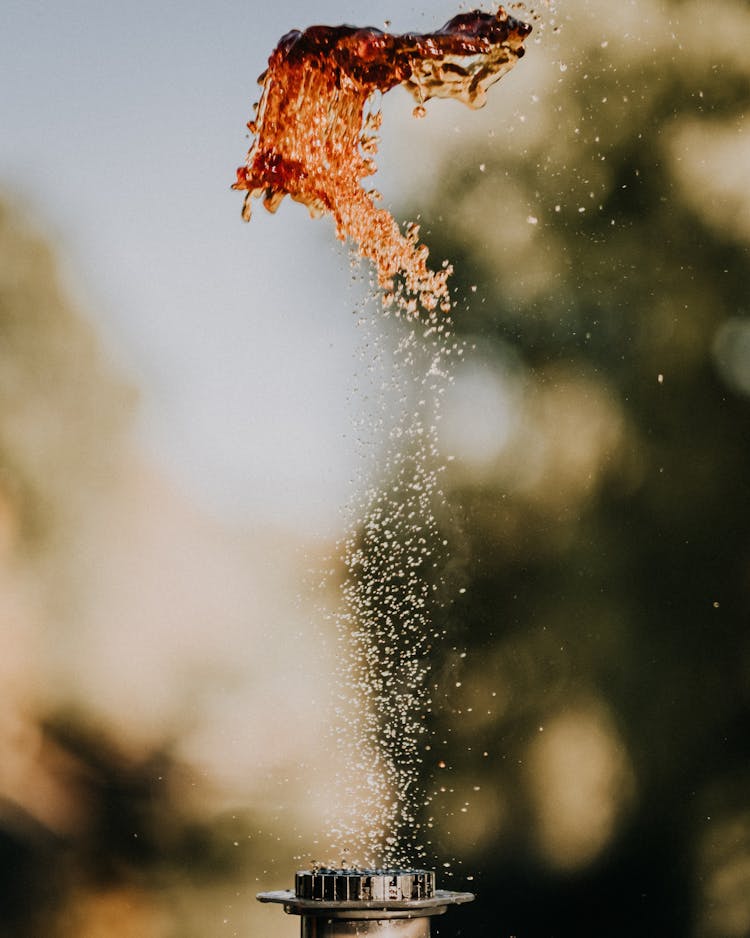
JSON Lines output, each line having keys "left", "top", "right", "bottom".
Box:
{"left": 512, "top": 0, "right": 562, "bottom": 44}
{"left": 319, "top": 275, "right": 463, "bottom": 869}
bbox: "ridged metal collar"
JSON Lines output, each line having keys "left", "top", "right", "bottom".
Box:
{"left": 296, "top": 869, "right": 435, "bottom": 902}
{"left": 257, "top": 869, "right": 474, "bottom": 919}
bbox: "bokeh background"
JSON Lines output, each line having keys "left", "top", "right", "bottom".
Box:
{"left": 2, "top": 1, "right": 750, "bottom": 936}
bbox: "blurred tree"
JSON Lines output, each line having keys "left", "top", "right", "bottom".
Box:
{"left": 0, "top": 198, "right": 276, "bottom": 937}
{"left": 376, "top": 1, "right": 750, "bottom": 935}
{"left": 0, "top": 198, "right": 135, "bottom": 553}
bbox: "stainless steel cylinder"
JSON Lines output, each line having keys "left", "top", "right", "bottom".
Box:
{"left": 300, "top": 914, "right": 431, "bottom": 938}
{"left": 258, "top": 869, "right": 473, "bottom": 938}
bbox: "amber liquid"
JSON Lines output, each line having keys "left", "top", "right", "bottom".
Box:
{"left": 233, "top": 7, "right": 531, "bottom": 315}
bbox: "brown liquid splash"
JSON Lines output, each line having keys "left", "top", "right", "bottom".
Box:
{"left": 233, "top": 7, "right": 531, "bottom": 314}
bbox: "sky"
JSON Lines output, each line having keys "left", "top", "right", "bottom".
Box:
{"left": 0, "top": 0, "right": 549, "bottom": 802}
{"left": 1, "top": 0, "right": 487, "bottom": 536}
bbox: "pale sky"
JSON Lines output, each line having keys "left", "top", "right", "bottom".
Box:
{"left": 0, "top": 0, "right": 524, "bottom": 535}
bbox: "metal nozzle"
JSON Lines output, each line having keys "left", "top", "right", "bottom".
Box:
{"left": 258, "top": 869, "right": 473, "bottom": 938}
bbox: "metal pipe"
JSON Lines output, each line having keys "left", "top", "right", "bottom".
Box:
{"left": 258, "top": 869, "right": 473, "bottom": 938}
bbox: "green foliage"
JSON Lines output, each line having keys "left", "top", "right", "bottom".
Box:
{"left": 397, "top": 1, "right": 750, "bottom": 934}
